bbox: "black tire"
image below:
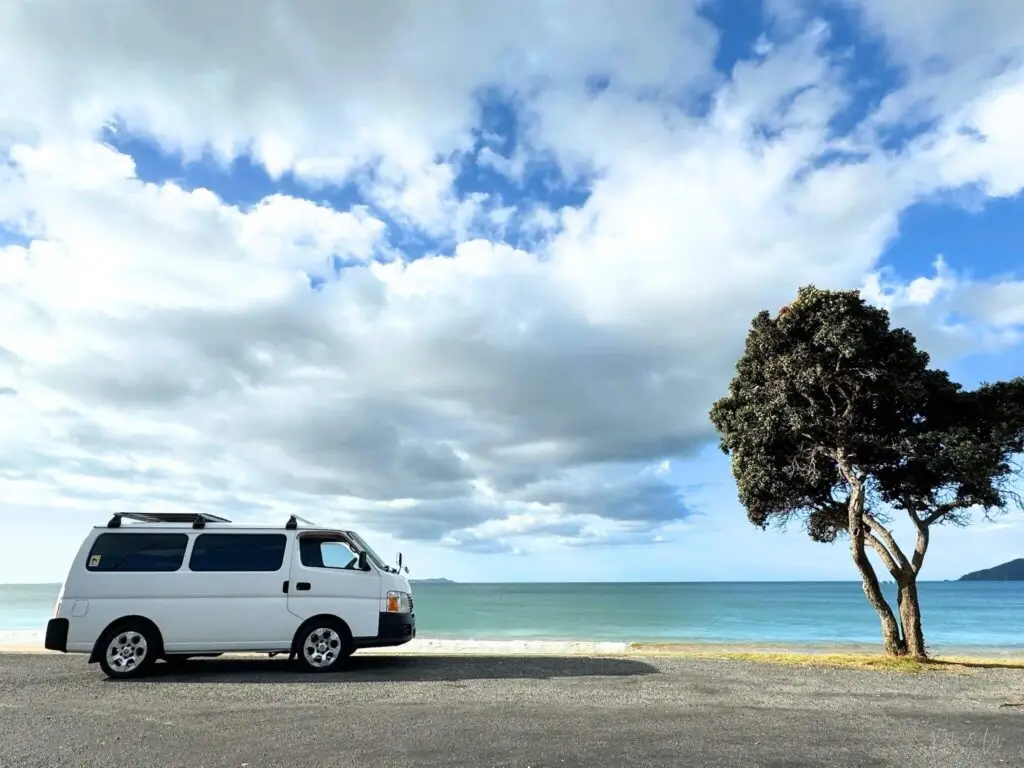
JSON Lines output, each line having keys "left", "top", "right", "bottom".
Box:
{"left": 293, "top": 618, "right": 353, "bottom": 673}
{"left": 97, "top": 621, "right": 159, "bottom": 680}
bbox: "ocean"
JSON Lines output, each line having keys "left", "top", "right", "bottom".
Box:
{"left": 4, "top": 581, "right": 1024, "bottom": 652}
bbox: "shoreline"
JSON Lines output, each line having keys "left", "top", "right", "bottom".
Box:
{"left": 2, "top": 630, "right": 1022, "bottom": 661}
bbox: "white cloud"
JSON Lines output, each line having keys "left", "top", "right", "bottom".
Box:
{"left": 838, "top": 0, "right": 1024, "bottom": 132}
{"left": 864, "top": 257, "right": 1024, "bottom": 357}
{"left": 1, "top": 0, "right": 1023, "bottom": 568}
{"left": 0, "top": 0, "right": 718, "bottom": 240}
{"left": 842, "top": 0, "right": 1024, "bottom": 69}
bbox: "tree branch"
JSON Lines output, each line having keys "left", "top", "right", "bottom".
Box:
{"left": 904, "top": 504, "right": 924, "bottom": 526}
{"left": 905, "top": 507, "right": 925, "bottom": 529}
{"left": 863, "top": 515, "right": 910, "bottom": 573}
{"left": 865, "top": 533, "right": 902, "bottom": 578}
{"left": 901, "top": 508, "right": 930, "bottom": 575}
{"left": 924, "top": 505, "right": 955, "bottom": 525}
{"left": 911, "top": 525, "right": 929, "bottom": 575}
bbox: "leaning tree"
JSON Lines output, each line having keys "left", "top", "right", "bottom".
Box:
{"left": 709, "top": 286, "right": 1024, "bottom": 658}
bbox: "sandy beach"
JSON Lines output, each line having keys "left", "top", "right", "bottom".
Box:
{"left": 0, "top": 630, "right": 45, "bottom": 653}
{"left": 0, "top": 629, "right": 632, "bottom": 657}
{"left": 5, "top": 628, "right": 1024, "bottom": 664}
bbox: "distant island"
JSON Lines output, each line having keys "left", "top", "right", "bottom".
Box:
{"left": 411, "top": 578, "right": 456, "bottom": 584}
{"left": 958, "top": 558, "right": 1024, "bottom": 581}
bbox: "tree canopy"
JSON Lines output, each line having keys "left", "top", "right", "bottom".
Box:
{"left": 710, "top": 285, "right": 1024, "bottom": 540}
{"left": 709, "top": 285, "right": 1024, "bottom": 657}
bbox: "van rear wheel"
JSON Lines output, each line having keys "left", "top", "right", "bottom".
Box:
{"left": 97, "top": 622, "right": 158, "bottom": 679}
{"left": 294, "top": 619, "right": 353, "bottom": 673}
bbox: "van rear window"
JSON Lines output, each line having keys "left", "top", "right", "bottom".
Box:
{"left": 86, "top": 533, "right": 189, "bottom": 572}
{"left": 188, "top": 533, "right": 287, "bottom": 572}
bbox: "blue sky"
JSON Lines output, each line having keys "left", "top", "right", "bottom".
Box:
{"left": 1, "top": 0, "right": 1023, "bottom": 584}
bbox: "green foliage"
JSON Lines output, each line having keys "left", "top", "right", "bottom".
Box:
{"left": 709, "top": 285, "right": 1024, "bottom": 541}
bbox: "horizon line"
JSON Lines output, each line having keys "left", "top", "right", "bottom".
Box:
{"left": 1, "top": 578, "right": 987, "bottom": 587}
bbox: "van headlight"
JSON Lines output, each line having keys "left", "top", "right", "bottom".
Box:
{"left": 385, "top": 591, "right": 412, "bottom": 614}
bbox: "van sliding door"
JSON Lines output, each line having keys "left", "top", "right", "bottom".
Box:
{"left": 174, "top": 532, "right": 297, "bottom": 652}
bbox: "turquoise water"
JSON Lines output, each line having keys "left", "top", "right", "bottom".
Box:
{"left": 3, "top": 581, "right": 1024, "bottom": 651}
{"left": 0, "top": 583, "right": 62, "bottom": 632}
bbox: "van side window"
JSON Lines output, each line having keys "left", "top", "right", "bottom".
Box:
{"left": 189, "top": 534, "right": 287, "bottom": 572}
{"left": 86, "top": 533, "right": 189, "bottom": 572}
{"left": 299, "top": 535, "right": 359, "bottom": 570}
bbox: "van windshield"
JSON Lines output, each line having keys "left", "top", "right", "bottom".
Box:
{"left": 345, "top": 531, "right": 392, "bottom": 573}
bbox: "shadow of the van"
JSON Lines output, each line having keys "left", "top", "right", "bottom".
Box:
{"left": 125, "top": 654, "right": 658, "bottom": 684}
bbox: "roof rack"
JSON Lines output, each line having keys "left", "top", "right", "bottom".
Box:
{"left": 285, "top": 515, "right": 318, "bottom": 530}
{"left": 107, "top": 512, "right": 232, "bottom": 529}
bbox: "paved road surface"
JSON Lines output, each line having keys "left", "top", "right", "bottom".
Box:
{"left": 2, "top": 653, "right": 1023, "bottom": 767}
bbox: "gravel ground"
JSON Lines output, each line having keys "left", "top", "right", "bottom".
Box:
{"left": 2, "top": 652, "right": 1023, "bottom": 768}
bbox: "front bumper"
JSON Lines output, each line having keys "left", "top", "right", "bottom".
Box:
{"left": 356, "top": 612, "right": 416, "bottom": 648}
{"left": 44, "top": 618, "right": 69, "bottom": 652}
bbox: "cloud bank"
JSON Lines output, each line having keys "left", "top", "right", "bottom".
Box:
{"left": 1, "top": 0, "right": 1022, "bottom": 560}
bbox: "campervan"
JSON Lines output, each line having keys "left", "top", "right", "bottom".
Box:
{"left": 44, "top": 513, "right": 415, "bottom": 678}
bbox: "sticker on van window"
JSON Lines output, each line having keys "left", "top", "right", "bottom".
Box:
{"left": 88, "top": 555, "right": 101, "bottom": 567}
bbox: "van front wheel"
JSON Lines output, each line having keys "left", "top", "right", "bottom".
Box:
{"left": 97, "top": 622, "right": 158, "bottom": 679}
{"left": 295, "top": 620, "right": 353, "bottom": 673}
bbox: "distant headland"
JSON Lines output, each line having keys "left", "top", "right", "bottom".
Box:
{"left": 411, "top": 578, "right": 456, "bottom": 584}
{"left": 958, "top": 558, "right": 1024, "bottom": 581}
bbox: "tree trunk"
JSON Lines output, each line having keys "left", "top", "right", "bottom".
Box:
{"left": 898, "top": 516, "right": 931, "bottom": 659}
{"left": 896, "top": 574, "right": 927, "bottom": 659}
{"left": 846, "top": 479, "right": 905, "bottom": 656}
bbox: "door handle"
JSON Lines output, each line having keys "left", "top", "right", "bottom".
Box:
{"left": 282, "top": 580, "right": 289, "bottom": 593}
{"left": 296, "top": 582, "right": 311, "bottom": 591}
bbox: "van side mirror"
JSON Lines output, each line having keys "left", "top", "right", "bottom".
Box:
{"left": 397, "top": 552, "right": 403, "bottom": 569}
{"left": 357, "top": 551, "right": 370, "bottom": 571}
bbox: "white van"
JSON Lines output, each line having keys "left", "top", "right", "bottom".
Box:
{"left": 44, "top": 512, "right": 416, "bottom": 679}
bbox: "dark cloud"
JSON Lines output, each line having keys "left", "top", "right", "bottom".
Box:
{"left": 363, "top": 499, "right": 505, "bottom": 543}
{"left": 517, "top": 473, "right": 695, "bottom": 526}
{"left": 563, "top": 532, "right": 674, "bottom": 548}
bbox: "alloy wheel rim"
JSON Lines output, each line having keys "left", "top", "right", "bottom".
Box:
{"left": 303, "top": 627, "right": 342, "bottom": 668}
{"left": 106, "top": 631, "right": 148, "bottom": 673}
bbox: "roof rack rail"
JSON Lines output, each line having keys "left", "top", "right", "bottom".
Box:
{"left": 285, "top": 515, "right": 317, "bottom": 530}
{"left": 107, "top": 512, "right": 232, "bottom": 529}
